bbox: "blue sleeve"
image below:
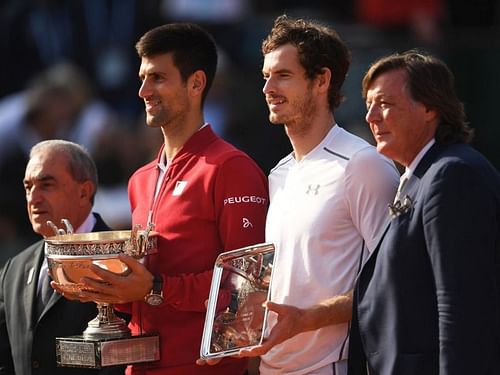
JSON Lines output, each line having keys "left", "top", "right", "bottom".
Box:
{"left": 423, "top": 161, "right": 500, "bottom": 374}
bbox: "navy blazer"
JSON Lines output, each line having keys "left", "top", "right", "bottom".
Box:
{"left": 349, "top": 143, "right": 500, "bottom": 375}
{"left": 0, "top": 213, "right": 127, "bottom": 375}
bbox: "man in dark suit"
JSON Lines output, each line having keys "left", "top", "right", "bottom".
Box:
{"left": 348, "top": 51, "right": 500, "bottom": 375}
{"left": 0, "top": 139, "right": 126, "bottom": 374}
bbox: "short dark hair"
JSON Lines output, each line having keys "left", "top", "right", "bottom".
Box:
{"left": 136, "top": 23, "right": 218, "bottom": 104}
{"left": 362, "top": 51, "right": 474, "bottom": 144}
{"left": 30, "top": 140, "right": 98, "bottom": 203}
{"left": 262, "top": 15, "right": 351, "bottom": 111}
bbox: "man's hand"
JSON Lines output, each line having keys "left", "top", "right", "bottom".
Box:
{"left": 196, "top": 357, "right": 223, "bottom": 366}
{"left": 239, "top": 301, "right": 304, "bottom": 357}
{"left": 196, "top": 292, "right": 354, "bottom": 364}
{"left": 53, "top": 254, "right": 153, "bottom": 304}
{"left": 240, "top": 292, "right": 353, "bottom": 357}
{"left": 197, "top": 301, "right": 305, "bottom": 361}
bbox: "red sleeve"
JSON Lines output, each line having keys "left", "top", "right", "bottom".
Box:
{"left": 215, "top": 155, "right": 269, "bottom": 251}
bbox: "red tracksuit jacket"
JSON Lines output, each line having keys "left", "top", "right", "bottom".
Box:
{"left": 120, "top": 125, "right": 269, "bottom": 374}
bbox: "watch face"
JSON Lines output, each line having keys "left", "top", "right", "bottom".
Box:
{"left": 146, "top": 294, "right": 163, "bottom": 306}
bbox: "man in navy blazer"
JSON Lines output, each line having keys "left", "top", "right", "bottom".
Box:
{"left": 348, "top": 52, "right": 500, "bottom": 375}
{"left": 0, "top": 139, "right": 126, "bottom": 375}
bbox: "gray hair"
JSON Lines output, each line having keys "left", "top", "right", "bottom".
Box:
{"left": 30, "top": 139, "right": 98, "bottom": 202}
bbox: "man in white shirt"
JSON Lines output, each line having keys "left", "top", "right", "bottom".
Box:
{"left": 239, "top": 15, "right": 400, "bottom": 375}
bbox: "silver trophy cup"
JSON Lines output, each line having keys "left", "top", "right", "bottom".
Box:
{"left": 45, "top": 221, "right": 160, "bottom": 368}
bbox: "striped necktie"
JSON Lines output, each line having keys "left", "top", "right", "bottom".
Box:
{"left": 394, "top": 175, "right": 409, "bottom": 203}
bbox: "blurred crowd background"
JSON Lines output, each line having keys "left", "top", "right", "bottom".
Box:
{"left": 1, "top": 0, "right": 499, "bottom": 258}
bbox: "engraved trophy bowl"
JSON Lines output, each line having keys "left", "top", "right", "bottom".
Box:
{"left": 45, "top": 224, "right": 157, "bottom": 339}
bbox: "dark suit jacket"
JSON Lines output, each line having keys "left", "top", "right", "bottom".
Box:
{"left": 349, "top": 143, "right": 500, "bottom": 375}
{"left": 0, "top": 213, "right": 127, "bottom": 375}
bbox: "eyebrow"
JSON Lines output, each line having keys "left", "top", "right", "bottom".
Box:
{"left": 24, "top": 175, "right": 56, "bottom": 185}
{"left": 367, "top": 92, "right": 395, "bottom": 100}
{"left": 263, "top": 68, "right": 293, "bottom": 75}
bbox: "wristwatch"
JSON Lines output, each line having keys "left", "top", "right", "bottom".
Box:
{"left": 144, "top": 275, "right": 164, "bottom": 306}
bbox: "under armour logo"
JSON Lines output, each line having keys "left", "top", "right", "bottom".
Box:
{"left": 242, "top": 218, "right": 253, "bottom": 228}
{"left": 306, "top": 184, "right": 320, "bottom": 195}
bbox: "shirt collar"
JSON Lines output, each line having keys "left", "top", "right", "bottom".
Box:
{"left": 157, "top": 123, "right": 209, "bottom": 171}
{"left": 76, "top": 212, "right": 96, "bottom": 234}
{"left": 293, "top": 123, "right": 340, "bottom": 162}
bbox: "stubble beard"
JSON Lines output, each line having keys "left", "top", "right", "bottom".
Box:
{"left": 146, "top": 111, "right": 168, "bottom": 128}
{"left": 280, "top": 87, "right": 316, "bottom": 136}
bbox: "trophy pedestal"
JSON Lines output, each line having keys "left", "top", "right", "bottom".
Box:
{"left": 55, "top": 334, "right": 160, "bottom": 369}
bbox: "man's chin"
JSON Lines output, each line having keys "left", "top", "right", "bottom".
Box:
{"left": 146, "top": 116, "right": 165, "bottom": 128}
{"left": 268, "top": 115, "right": 285, "bottom": 125}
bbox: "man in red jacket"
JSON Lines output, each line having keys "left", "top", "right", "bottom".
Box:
{"left": 61, "top": 23, "right": 269, "bottom": 374}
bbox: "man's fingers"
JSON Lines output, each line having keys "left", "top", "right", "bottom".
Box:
{"left": 239, "top": 343, "right": 271, "bottom": 357}
{"left": 118, "top": 254, "right": 144, "bottom": 273}
{"left": 264, "top": 301, "right": 293, "bottom": 317}
{"left": 52, "top": 282, "right": 95, "bottom": 302}
{"left": 196, "top": 358, "right": 222, "bottom": 366}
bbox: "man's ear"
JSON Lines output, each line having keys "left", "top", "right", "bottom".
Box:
{"left": 189, "top": 70, "right": 207, "bottom": 97}
{"left": 424, "top": 106, "right": 439, "bottom": 124}
{"left": 316, "top": 67, "right": 332, "bottom": 94}
{"left": 79, "top": 181, "right": 95, "bottom": 206}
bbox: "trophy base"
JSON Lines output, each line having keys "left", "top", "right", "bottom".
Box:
{"left": 55, "top": 334, "right": 160, "bottom": 369}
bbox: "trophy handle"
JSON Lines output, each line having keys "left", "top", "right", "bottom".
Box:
{"left": 125, "top": 223, "right": 156, "bottom": 258}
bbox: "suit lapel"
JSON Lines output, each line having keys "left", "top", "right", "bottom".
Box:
{"left": 412, "top": 143, "right": 444, "bottom": 180}
{"left": 93, "top": 212, "right": 111, "bottom": 232}
{"left": 23, "top": 242, "right": 44, "bottom": 326}
{"left": 42, "top": 282, "right": 62, "bottom": 319}
{"left": 359, "top": 143, "right": 445, "bottom": 277}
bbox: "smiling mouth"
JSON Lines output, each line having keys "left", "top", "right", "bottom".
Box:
{"left": 266, "top": 96, "right": 286, "bottom": 106}
{"left": 145, "top": 100, "right": 161, "bottom": 111}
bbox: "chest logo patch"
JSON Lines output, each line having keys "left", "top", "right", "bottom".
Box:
{"left": 173, "top": 180, "right": 188, "bottom": 196}
{"left": 306, "top": 184, "right": 320, "bottom": 195}
{"left": 242, "top": 218, "right": 253, "bottom": 228}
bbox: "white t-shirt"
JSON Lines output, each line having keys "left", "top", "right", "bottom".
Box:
{"left": 261, "top": 125, "right": 399, "bottom": 374}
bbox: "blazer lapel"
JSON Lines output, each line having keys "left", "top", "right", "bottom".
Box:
{"left": 24, "top": 243, "right": 44, "bottom": 326}
{"left": 360, "top": 217, "right": 392, "bottom": 273}
{"left": 360, "top": 143, "right": 445, "bottom": 277}
{"left": 412, "top": 142, "right": 444, "bottom": 180}
{"left": 42, "top": 282, "right": 62, "bottom": 319}
{"left": 396, "top": 143, "right": 445, "bottom": 208}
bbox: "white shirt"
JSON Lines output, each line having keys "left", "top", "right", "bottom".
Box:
{"left": 261, "top": 125, "right": 399, "bottom": 374}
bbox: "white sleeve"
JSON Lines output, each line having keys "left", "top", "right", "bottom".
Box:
{"left": 344, "top": 147, "right": 400, "bottom": 252}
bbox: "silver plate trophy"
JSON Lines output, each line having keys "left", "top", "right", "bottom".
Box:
{"left": 200, "top": 242, "right": 275, "bottom": 360}
{"left": 45, "top": 220, "right": 160, "bottom": 368}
